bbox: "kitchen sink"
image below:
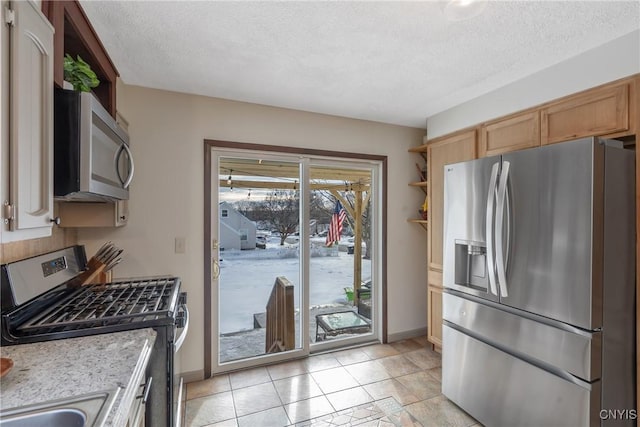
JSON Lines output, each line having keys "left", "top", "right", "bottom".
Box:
{"left": 0, "top": 389, "right": 120, "bottom": 427}
{"left": 0, "top": 408, "right": 86, "bottom": 427}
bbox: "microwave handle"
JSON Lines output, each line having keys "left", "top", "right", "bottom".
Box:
{"left": 116, "top": 143, "right": 135, "bottom": 189}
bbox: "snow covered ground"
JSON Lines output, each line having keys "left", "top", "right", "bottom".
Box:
{"left": 218, "top": 236, "right": 371, "bottom": 334}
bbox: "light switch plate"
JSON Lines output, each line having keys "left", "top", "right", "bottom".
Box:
{"left": 175, "top": 237, "right": 186, "bottom": 254}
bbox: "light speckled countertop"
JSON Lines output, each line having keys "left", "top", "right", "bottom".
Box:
{"left": 0, "top": 328, "right": 156, "bottom": 426}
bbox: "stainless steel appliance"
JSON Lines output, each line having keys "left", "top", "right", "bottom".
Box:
{"left": 0, "top": 246, "right": 188, "bottom": 427}
{"left": 54, "top": 88, "right": 134, "bottom": 201}
{"left": 442, "top": 137, "right": 635, "bottom": 426}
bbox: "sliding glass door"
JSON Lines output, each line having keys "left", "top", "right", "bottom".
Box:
{"left": 209, "top": 148, "right": 381, "bottom": 373}
{"left": 308, "top": 164, "right": 375, "bottom": 351}
{"left": 213, "top": 154, "right": 306, "bottom": 371}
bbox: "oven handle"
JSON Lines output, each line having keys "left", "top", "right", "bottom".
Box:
{"left": 174, "top": 303, "right": 190, "bottom": 353}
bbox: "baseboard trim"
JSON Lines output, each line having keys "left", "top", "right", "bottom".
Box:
{"left": 181, "top": 369, "right": 205, "bottom": 384}
{"left": 387, "top": 327, "right": 428, "bottom": 343}
{"left": 181, "top": 328, "right": 428, "bottom": 382}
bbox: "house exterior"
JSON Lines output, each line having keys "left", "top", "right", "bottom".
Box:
{"left": 219, "top": 202, "right": 256, "bottom": 250}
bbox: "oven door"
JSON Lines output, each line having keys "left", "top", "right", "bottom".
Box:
{"left": 173, "top": 293, "right": 189, "bottom": 427}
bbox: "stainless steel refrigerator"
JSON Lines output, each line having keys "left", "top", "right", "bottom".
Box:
{"left": 442, "top": 137, "right": 635, "bottom": 427}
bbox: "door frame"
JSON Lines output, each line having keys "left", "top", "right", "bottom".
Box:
{"left": 204, "top": 139, "right": 388, "bottom": 378}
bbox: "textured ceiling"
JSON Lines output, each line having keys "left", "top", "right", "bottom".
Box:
{"left": 79, "top": 1, "right": 640, "bottom": 128}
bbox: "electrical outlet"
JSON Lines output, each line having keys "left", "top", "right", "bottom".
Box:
{"left": 175, "top": 237, "right": 186, "bottom": 254}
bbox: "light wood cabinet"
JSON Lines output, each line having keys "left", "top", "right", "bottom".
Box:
{"left": 425, "top": 130, "right": 476, "bottom": 348}
{"left": 2, "top": 1, "right": 55, "bottom": 241}
{"left": 426, "top": 130, "right": 477, "bottom": 273}
{"left": 427, "top": 285, "right": 443, "bottom": 348}
{"left": 58, "top": 201, "right": 128, "bottom": 228}
{"left": 480, "top": 110, "right": 540, "bottom": 157}
{"left": 541, "top": 82, "right": 630, "bottom": 145}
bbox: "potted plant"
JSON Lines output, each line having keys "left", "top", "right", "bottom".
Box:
{"left": 63, "top": 54, "right": 99, "bottom": 92}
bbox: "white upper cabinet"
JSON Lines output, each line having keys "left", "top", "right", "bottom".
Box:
{"left": 2, "top": 0, "right": 55, "bottom": 241}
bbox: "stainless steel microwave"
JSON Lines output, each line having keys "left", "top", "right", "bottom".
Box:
{"left": 54, "top": 89, "right": 134, "bottom": 201}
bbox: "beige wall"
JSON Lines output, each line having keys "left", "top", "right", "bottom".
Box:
{"left": 427, "top": 30, "right": 640, "bottom": 138}
{"left": 77, "top": 84, "right": 426, "bottom": 376}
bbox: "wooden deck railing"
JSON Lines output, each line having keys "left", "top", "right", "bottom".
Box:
{"left": 265, "top": 276, "right": 295, "bottom": 353}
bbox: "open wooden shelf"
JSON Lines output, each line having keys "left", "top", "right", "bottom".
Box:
{"left": 409, "top": 145, "right": 428, "bottom": 162}
{"left": 409, "top": 181, "right": 428, "bottom": 194}
{"left": 408, "top": 145, "right": 428, "bottom": 153}
{"left": 409, "top": 145, "right": 429, "bottom": 231}
{"left": 407, "top": 219, "right": 428, "bottom": 230}
{"left": 42, "top": 0, "right": 119, "bottom": 117}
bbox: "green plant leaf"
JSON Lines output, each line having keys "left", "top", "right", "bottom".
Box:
{"left": 63, "top": 54, "right": 100, "bottom": 92}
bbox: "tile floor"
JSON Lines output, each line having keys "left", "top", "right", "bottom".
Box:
{"left": 185, "top": 336, "right": 480, "bottom": 427}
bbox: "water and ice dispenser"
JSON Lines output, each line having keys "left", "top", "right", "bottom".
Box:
{"left": 454, "top": 240, "right": 488, "bottom": 291}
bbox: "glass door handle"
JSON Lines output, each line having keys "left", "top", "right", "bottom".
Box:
{"left": 212, "top": 258, "right": 220, "bottom": 280}
{"left": 211, "top": 239, "right": 220, "bottom": 280}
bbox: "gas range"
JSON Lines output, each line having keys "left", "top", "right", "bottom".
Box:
{"left": 1, "top": 246, "right": 184, "bottom": 346}
{"left": 2, "top": 276, "right": 183, "bottom": 345}
{"left": 0, "top": 245, "right": 188, "bottom": 427}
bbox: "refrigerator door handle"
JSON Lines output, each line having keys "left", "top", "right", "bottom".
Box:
{"left": 504, "top": 177, "right": 512, "bottom": 273}
{"left": 485, "top": 162, "right": 500, "bottom": 296}
{"left": 495, "top": 160, "right": 510, "bottom": 297}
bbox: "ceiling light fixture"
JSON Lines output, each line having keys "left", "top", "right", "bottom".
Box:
{"left": 443, "top": 0, "right": 488, "bottom": 22}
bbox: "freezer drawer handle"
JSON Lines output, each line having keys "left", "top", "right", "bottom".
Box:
{"left": 485, "top": 162, "right": 500, "bottom": 296}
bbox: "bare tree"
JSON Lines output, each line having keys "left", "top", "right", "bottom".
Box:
{"left": 263, "top": 190, "right": 300, "bottom": 245}
{"left": 309, "top": 191, "right": 332, "bottom": 229}
{"left": 234, "top": 199, "right": 253, "bottom": 218}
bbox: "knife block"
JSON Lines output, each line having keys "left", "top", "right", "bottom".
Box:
{"left": 99, "top": 271, "right": 112, "bottom": 284}
{"left": 68, "top": 257, "right": 108, "bottom": 288}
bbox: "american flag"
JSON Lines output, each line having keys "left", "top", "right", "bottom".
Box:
{"left": 326, "top": 200, "right": 347, "bottom": 246}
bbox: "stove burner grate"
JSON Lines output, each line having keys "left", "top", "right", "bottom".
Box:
{"left": 17, "top": 277, "right": 177, "bottom": 332}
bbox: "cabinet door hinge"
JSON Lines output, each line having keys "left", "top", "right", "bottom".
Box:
{"left": 3, "top": 201, "right": 14, "bottom": 224}
{"left": 4, "top": 7, "right": 15, "bottom": 27}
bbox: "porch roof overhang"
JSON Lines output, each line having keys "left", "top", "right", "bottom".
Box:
{"left": 219, "top": 159, "right": 371, "bottom": 191}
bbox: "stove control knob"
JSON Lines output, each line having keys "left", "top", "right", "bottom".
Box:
{"left": 176, "top": 311, "right": 186, "bottom": 328}
{"left": 178, "top": 292, "right": 188, "bottom": 305}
